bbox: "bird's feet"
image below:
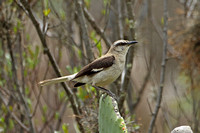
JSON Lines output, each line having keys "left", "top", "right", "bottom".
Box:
{"left": 93, "top": 86, "right": 117, "bottom": 101}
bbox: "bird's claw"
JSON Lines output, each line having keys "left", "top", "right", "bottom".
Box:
{"left": 106, "top": 90, "right": 117, "bottom": 101}
{"left": 93, "top": 86, "right": 118, "bottom": 102}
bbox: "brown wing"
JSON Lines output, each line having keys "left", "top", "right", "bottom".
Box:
{"left": 74, "top": 55, "right": 115, "bottom": 79}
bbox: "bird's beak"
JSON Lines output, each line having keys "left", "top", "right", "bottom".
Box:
{"left": 127, "top": 41, "right": 138, "bottom": 45}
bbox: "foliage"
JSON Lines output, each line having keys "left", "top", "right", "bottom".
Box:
{"left": 0, "top": 0, "right": 199, "bottom": 133}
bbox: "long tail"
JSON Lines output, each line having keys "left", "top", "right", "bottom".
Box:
{"left": 38, "top": 73, "right": 77, "bottom": 86}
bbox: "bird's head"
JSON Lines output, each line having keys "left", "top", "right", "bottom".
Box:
{"left": 108, "top": 40, "right": 138, "bottom": 55}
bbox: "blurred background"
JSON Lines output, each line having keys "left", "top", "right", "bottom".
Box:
{"left": 0, "top": 0, "right": 200, "bottom": 133}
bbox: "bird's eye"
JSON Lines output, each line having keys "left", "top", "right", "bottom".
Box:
{"left": 117, "top": 43, "right": 125, "bottom": 46}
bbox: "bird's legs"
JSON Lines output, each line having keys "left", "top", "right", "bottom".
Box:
{"left": 93, "top": 86, "right": 117, "bottom": 101}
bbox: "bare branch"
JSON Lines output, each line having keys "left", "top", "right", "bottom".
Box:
{"left": 132, "top": 64, "right": 151, "bottom": 110}
{"left": 148, "top": 0, "right": 168, "bottom": 132}
{"left": 74, "top": 0, "right": 93, "bottom": 63}
{"left": 83, "top": 7, "right": 112, "bottom": 47}
{"left": 55, "top": 101, "right": 68, "bottom": 130}
{"left": 118, "top": 0, "right": 136, "bottom": 113}
{"left": 0, "top": 93, "right": 29, "bottom": 132}
{"left": 6, "top": 27, "right": 35, "bottom": 133}
{"left": 15, "top": 0, "right": 85, "bottom": 132}
{"left": 117, "top": 0, "right": 123, "bottom": 39}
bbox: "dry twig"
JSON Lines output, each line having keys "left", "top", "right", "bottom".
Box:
{"left": 148, "top": 0, "right": 168, "bottom": 132}
{"left": 15, "top": 0, "right": 85, "bottom": 132}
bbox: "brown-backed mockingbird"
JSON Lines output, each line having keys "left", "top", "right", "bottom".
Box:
{"left": 39, "top": 40, "right": 138, "bottom": 99}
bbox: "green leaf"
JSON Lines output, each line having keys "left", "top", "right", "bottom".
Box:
{"left": 96, "top": 41, "right": 102, "bottom": 56}
{"left": 7, "top": 0, "right": 13, "bottom": 4}
{"left": 58, "top": 90, "right": 65, "bottom": 100}
{"left": 26, "top": 34, "right": 30, "bottom": 41}
{"left": 24, "top": 69, "right": 28, "bottom": 77}
{"left": 33, "top": 45, "right": 40, "bottom": 68}
{"left": 59, "top": 9, "right": 66, "bottom": 20}
{"left": 27, "top": 45, "right": 34, "bottom": 58}
{"left": 42, "top": 116, "right": 46, "bottom": 122}
{"left": 55, "top": 112, "right": 60, "bottom": 120}
{"left": 0, "top": 117, "right": 5, "bottom": 123}
{"left": 0, "top": 80, "right": 5, "bottom": 86}
{"left": 42, "top": 105, "right": 47, "bottom": 114}
{"left": 77, "top": 48, "right": 82, "bottom": 59}
{"left": 27, "top": 98, "right": 32, "bottom": 108}
{"left": 90, "top": 31, "right": 102, "bottom": 56}
{"left": 103, "top": 0, "right": 110, "bottom": 6}
{"left": 66, "top": 65, "right": 73, "bottom": 74}
{"left": 73, "top": 66, "right": 79, "bottom": 73}
{"left": 8, "top": 119, "right": 14, "bottom": 130}
{"left": 25, "top": 87, "right": 30, "bottom": 95}
{"left": 84, "top": 0, "right": 91, "bottom": 8}
{"left": 125, "top": 18, "right": 134, "bottom": 29}
{"left": 62, "top": 123, "right": 69, "bottom": 133}
{"left": 8, "top": 106, "right": 13, "bottom": 111}
{"left": 1, "top": 105, "right": 6, "bottom": 112}
{"left": 13, "top": 19, "right": 22, "bottom": 33}
{"left": 43, "top": 0, "right": 50, "bottom": 16}
{"left": 13, "top": 26, "right": 18, "bottom": 33}
{"left": 133, "top": 123, "right": 140, "bottom": 130}
{"left": 101, "top": 9, "right": 106, "bottom": 15}
{"left": 43, "top": 8, "right": 51, "bottom": 16}
{"left": 161, "top": 17, "right": 164, "bottom": 25}
{"left": 44, "top": 0, "right": 49, "bottom": 8}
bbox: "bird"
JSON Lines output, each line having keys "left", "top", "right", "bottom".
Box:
{"left": 38, "top": 40, "right": 138, "bottom": 99}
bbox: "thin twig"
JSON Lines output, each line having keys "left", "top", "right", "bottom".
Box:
{"left": 132, "top": 64, "right": 151, "bottom": 110}
{"left": 189, "top": 70, "right": 199, "bottom": 133}
{"left": 0, "top": 92, "right": 29, "bottom": 132}
{"left": 170, "top": 71, "right": 191, "bottom": 122}
{"left": 83, "top": 7, "right": 112, "bottom": 47}
{"left": 117, "top": 0, "right": 123, "bottom": 39}
{"left": 6, "top": 28, "right": 35, "bottom": 133}
{"left": 161, "top": 103, "right": 172, "bottom": 131}
{"left": 147, "top": 0, "right": 168, "bottom": 132}
{"left": 147, "top": 98, "right": 153, "bottom": 115}
{"left": 18, "top": 30, "right": 25, "bottom": 133}
{"left": 15, "top": 0, "right": 85, "bottom": 132}
{"left": 118, "top": 0, "right": 136, "bottom": 112}
{"left": 31, "top": 87, "right": 43, "bottom": 117}
{"left": 55, "top": 100, "right": 68, "bottom": 130}
{"left": 74, "top": 0, "right": 93, "bottom": 63}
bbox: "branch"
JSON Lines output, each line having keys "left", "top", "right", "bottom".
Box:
{"left": 6, "top": 28, "right": 35, "bottom": 133}
{"left": 118, "top": 0, "right": 136, "bottom": 112}
{"left": 170, "top": 71, "right": 191, "bottom": 122}
{"left": 83, "top": 7, "right": 112, "bottom": 47}
{"left": 148, "top": 0, "right": 168, "bottom": 132}
{"left": 0, "top": 92, "right": 29, "bottom": 132}
{"left": 15, "top": 0, "right": 85, "bottom": 132}
{"left": 55, "top": 100, "right": 68, "bottom": 130}
{"left": 74, "top": 0, "right": 93, "bottom": 63}
{"left": 117, "top": 0, "right": 123, "bottom": 39}
{"left": 132, "top": 65, "right": 151, "bottom": 110}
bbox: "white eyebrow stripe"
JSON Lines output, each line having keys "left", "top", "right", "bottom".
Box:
{"left": 113, "top": 40, "right": 129, "bottom": 45}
